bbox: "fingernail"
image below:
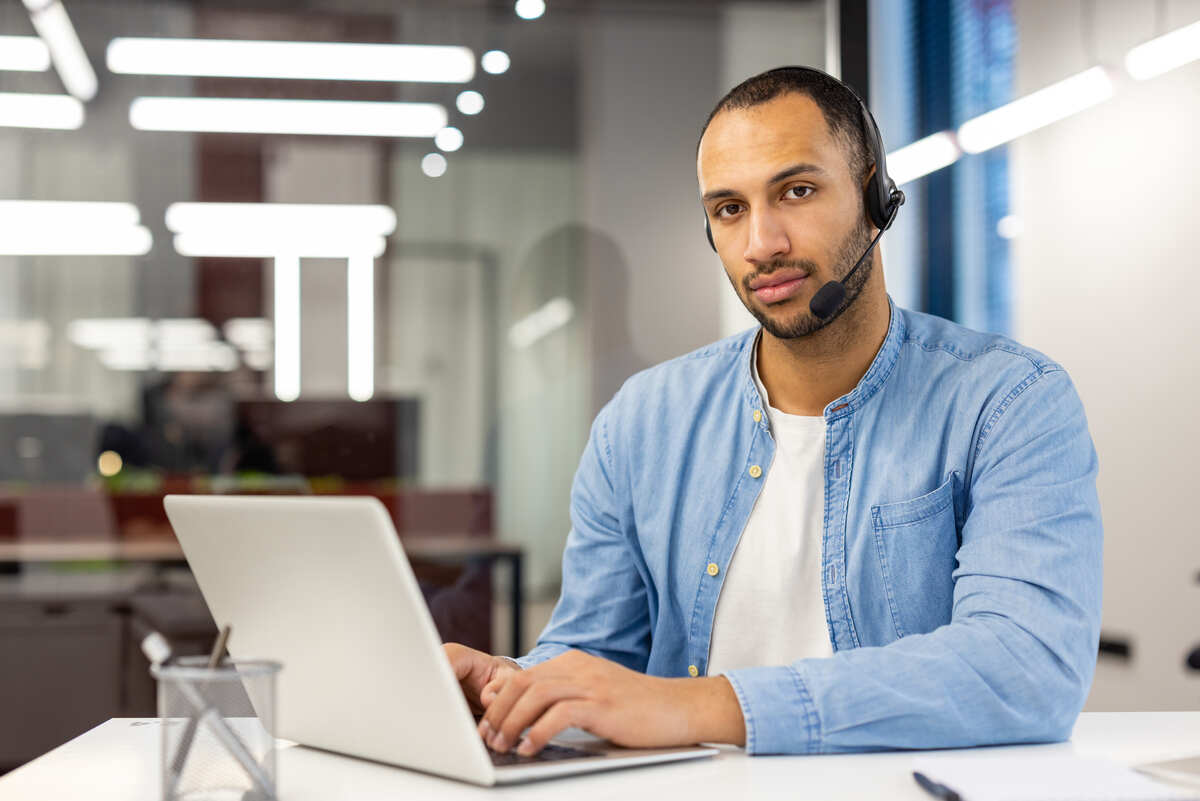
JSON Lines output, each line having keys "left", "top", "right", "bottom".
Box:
{"left": 477, "top": 720, "right": 491, "bottom": 738}
{"left": 491, "top": 733, "right": 508, "bottom": 752}
{"left": 516, "top": 737, "right": 535, "bottom": 756}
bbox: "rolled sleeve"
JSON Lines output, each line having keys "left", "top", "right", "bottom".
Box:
{"left": 723, "top": 664, "right": 821, "bottom": 754}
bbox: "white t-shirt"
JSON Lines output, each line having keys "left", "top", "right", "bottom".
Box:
{"left": 706, "top": 339, "right": 834, "bottom": 674}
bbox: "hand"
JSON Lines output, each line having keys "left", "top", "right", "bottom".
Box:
{"left": 476, "top": 649, "right": 745, "bottom": 756}
{"left": 443, "top": 642, "right": 522, "bottom": 715}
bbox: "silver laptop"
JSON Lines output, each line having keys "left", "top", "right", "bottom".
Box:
{"left": 163, "top": 495, "right": 717, "bottom": 785}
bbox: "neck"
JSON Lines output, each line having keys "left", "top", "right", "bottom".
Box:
{"left": 756, "top": 264, "right": 891, "bottom": 417}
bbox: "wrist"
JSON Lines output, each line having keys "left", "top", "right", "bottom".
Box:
{"left": 678, "top": 675, "right": 746, "bottom": 746}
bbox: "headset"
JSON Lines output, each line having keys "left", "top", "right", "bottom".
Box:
{"left": 702, "top": 65, "right": 905, "bottom": 320}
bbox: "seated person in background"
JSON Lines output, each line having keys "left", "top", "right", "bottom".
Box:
{"left": 446, "top": 66, "right": 1102, "bottom": 757}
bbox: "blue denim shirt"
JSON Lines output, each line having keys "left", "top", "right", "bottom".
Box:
{"left": 516, "top": 300, "right": 1102, "bottom": 755}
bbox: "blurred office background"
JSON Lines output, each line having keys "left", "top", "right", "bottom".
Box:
{"left": 0, "top": 0, "right": 1197, "bottom": 772}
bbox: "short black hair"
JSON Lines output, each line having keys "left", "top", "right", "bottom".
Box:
{"left": 698, "top": 66, "right": 872, "bottom": 185}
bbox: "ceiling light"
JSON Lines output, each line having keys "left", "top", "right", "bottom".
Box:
{"left": 274, "top": 255, "right": 300, "bottom": 401}
{"left": 509, "top": 297, "right": 573, "bottom": 348}
{"left": 173, "top": 232, "right": 386, "bottom": 259}
{"left": 434, "top": 126, "right": 463, "bottom": 152}
{"left": 515, "top": 0, "right": 546, "bottom": 21}
{"left": 1125, "top": 18, "right": 1200, "bottom": 80}
{"left": 25, "top": 0, "right": 97, "bottom": 101}
{"left": 456, "top": 90, "right": 485, "bottom": 116}
{"left": 129, "top": 97, "right": 448, "bottom": 138}
{"left": 166, "top": 203, "right": 396, "bottom": 236}
{"left": 481, "top": 50, "right": 510, "bottom": 74}
{"left": 347, "top": 254, "right": 374, "bottom": 402}
{"left": 996, "top": 215, "right": 1023, "bottom": 240}
{"left": 0, "top": 91, "right": 83, "bottom": 129}
{"left": 0, "top": 36, "right": 51, "bottom": 71}
{"left": 0, "top": 200, "right": 151, "bottom": 256}
{"left": 956, "top": 66, "right": 1113, "bottom": 154}
{"left": 421, "top": 153, "right": 447, "bottom": 178}
{"left": 108, "top": 38, "right": 475, "bottom": 83}
{"left": 886, "top": 132, "right": 961, "bottom": 185}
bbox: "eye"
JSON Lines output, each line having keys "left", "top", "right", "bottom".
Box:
{"left": 714, "top": 202, "right": 743, "bottom": 219}
{"left": 784, "top": 185, "right": 814, "bottom": 200}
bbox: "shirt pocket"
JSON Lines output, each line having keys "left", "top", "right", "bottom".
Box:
{"left": 870, "top": 474, "right": 959, "bottom": 639}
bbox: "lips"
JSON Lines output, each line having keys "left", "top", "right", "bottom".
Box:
{"left": 749, "top": 269, "right": 809, "bottom": 304}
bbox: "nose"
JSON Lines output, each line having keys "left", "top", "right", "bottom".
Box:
{"left": 742, "top": 207, "right": 790, "bottom": 265}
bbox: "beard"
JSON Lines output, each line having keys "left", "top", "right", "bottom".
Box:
{"left": 731, "top": 215, "right": 875, "bottom": 340}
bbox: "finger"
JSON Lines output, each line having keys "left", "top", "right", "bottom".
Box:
{"left": 478, "top": 671, "right": 532, "bottom": 749}
{"left": 492, "top": 680, "right": 585, "bottom": 753}
{"left": 515, "top": 701, "right": 591, "bottom": 757}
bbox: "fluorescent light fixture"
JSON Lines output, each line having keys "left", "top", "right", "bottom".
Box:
{"left": 515, "top": 0, "right": 546, "bottom": 20}
{"left": 347, "top": 254, "right": 374, "bottom": 402}
{"left": 99, "top": 342, "right": 238, "bottom": 372}
{"left": 166, "top": 203, "right": 396, "bottom": 236}
{"left": 108, "top": 38, "right": 475, "bottom": 84}
{"left": 174, "top": 232, "right": 386, "bottom": 259}
{"left": 26, "top": 1, "right": 97, "bottom": 101}
{"left": 167, "top": 202, "right": 393, "bottom": 258}
{"left": 1125, "top": 18, "right": 1200, "bottom": 80}
{"left": 129, "top": 97, "right": 448, "bottom": 138}
{"left": 68, "top": 318, "right": 151, "bottom": 350}
{"left": 957, "top": 66, "right": 1114, "bottom": 154}
{"left": 886, "top": 131, "right": 961, "bottom": 185}
{"left": 0, "top": 36, "right": 51, "bottom": 71}
{"left": 481, "top": 49, "right": 510, "bottom": 74}
{"left": 421, "top": 153, "right": 448, "bottom": 178}
{"left": 0, "top": 91, "right": 83, "bottom": 129}
{"left": 274, "top": 255, "right": 300, "bottom": 402}
{"left": 0, "top": 200, "right": 141, "bottom": 228}
{"left": 456, "top": 90, "right": 484, "bottom": 115}
{"left": 0, "top": 200, "right": 151, "bottom": 255}
{"left": 223, "top": 318, "right": 272, "bottom": 351}
{"left": 435, "top": 126, "right": 463, "bottom": 152}
{"left": 156, "top": 318, "right": 216, "bottom": 347}
{"left": 996, "top": 215, "right": 1023, "bottom": 239}
{"left": 0, "top": 319, "right": 50, "bottom": 369}
{"left": 509, "top": 297, "right": 573, "bottom": 349}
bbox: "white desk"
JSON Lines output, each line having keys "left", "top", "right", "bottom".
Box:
{"left": 2, "top": 713, "right": 1198, "bottom": 800}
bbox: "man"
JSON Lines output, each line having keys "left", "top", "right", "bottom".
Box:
{"left": 446, "top": 66, "right": 1102, "bottom": 757}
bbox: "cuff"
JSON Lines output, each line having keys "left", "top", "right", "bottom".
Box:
{"left": 512, "top": 643, "right": 570, "bottom": 670}
{"left": 722, "top": 663, "right": 821, "bottom": 755}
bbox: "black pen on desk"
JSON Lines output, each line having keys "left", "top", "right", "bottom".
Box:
{"left": 913, "top": 770, "right": 963, "bottom": 801}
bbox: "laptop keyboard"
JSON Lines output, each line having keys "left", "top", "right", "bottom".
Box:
{"left": 488, "top": 743, "right": 598, "bottom": 766}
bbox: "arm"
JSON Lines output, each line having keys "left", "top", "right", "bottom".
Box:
{"left": 724, "top": 367, "right": 1103, "bottom": 754}
{"left": 515, "top": 402, "right": 654, "bottom": 671}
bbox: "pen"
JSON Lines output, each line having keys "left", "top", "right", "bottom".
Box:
{"left": 913, "top": 770, "right": 963, "bottom": 801}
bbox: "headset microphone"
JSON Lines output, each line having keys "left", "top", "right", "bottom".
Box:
{"left": 808, "top": 198, "right": 901, "bottom": 321}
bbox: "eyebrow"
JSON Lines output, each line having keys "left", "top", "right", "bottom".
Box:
{"left": 701, "top": 162, "right": 828, "bottom": 203}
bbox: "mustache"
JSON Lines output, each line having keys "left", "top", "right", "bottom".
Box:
{"left": 742, "top": 259, "right": 819, "bottom": 290}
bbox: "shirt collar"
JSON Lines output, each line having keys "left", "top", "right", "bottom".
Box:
{"left": 740, "top": 295, "right": 906, "bottom": 423}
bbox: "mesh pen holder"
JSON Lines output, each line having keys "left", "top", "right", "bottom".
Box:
{"left": 151, "top": 657, "right": 281, "bottom": 801}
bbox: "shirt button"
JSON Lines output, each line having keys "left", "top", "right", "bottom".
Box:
{"left": 753, "top": 409, "right": 762, "bottom": 423}
{"left": 706, "top": 562, "right": 719, "bottom": 576}
{"left": 748, "top": 464, "right": 762, "bottom": 479}
{"left": 688, "top": 665, "right": 699, "bottom": 677}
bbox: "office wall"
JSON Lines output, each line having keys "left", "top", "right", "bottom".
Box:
{"left": 1010, "top": 0, "right": 1200, "bottom": 709}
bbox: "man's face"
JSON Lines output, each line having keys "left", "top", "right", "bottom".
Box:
{"left": 697, "top": 93, "right": 873, "bottom": 339}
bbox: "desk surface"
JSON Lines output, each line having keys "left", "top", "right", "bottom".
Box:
{"left": 2, "top": 712, "right": 1199, "bottom": 800}
{"left": 0, "top": 535, "right": 521, "bottom": 563}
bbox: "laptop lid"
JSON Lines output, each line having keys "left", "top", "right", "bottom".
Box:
{"left": 163, "top": 495, "right": 497, "bottom": 785}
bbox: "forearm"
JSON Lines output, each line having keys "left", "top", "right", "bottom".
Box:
{"left": 677, "top": 675, "right": 746, "bottom": 746}
{"left": 726, "top": 612, "right": 1096, "bottom": 754}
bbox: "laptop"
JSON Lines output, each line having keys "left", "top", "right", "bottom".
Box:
{"left": 162, "top": 495, "right": 718, "bottom": 785}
